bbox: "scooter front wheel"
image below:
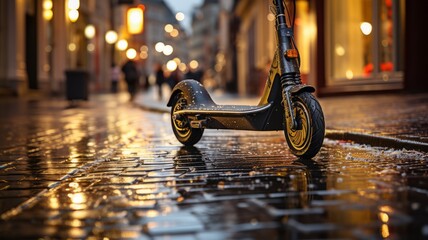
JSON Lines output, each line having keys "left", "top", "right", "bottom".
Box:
{"left": 170, "top": 92, "right": 204, "bottom": 146}
{"left": 284, "top": 92, "right": 325, "bottom": 158}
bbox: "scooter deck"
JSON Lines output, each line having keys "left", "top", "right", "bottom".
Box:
{"left": 176, "top": 102, "right": 272, "bottom": 117}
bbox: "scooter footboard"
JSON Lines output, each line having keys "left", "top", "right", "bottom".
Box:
{"left": 203, "top": 114, "right": 283, "bottom": 131}
{"left": 167, "top": 79, "right": 215, "bottom": 107}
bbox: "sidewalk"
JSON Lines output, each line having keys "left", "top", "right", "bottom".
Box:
{"left": 134, "top": 87, "right": 428, "bottom": 152}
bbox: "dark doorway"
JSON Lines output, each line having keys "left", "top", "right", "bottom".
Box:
{"left": 25, "top": 3, "right": 38, "bottom": 90}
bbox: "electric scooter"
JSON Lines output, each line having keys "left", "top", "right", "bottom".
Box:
{"left": 167, "top": 0, "right": 325, "bottom": 158}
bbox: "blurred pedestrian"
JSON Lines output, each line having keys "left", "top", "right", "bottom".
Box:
{"left": 184, "top": 68, "right": 196, "bottom": 81}
{"left": 110, "top": 63, "right": 120, "bottom": 93}
{"left": 167, "top": 68, "right": 181, "bottom": 90}
{"left": 185, "top": 66, "right": 204, "bottom": 83}
{"left": 155, "top": 63, "right": 165, "bottom": 100}
{"left": 121, "top": 59, "right": 139, "bottom": 101}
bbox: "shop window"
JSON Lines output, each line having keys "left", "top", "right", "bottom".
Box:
{"left": 327, "top": 0, "right": 404, "bottom": 84}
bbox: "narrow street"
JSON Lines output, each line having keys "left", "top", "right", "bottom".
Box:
{"left": 0, "top": 93, "right": 427, "bottom": 239}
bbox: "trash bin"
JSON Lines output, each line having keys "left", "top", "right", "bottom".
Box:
{"left": 65, "top": 70, "right": 89, "bottom": 101}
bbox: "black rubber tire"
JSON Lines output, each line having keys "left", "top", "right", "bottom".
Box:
{"left": 170, "top": 92, "right": 204, "bottom": 146}
{"left": 284, "top": 92, "right": 325, "bottom": 158}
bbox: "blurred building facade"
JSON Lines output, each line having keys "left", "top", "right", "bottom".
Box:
{"left": 189, "top": 0, "right": 220, "bottom": 85}
{"left": 0, "top": 0, "right": 117, "bottom": 96}
{"left": 139, "top": 0, "right": 187, "bottom": 78}
{"left": 0, "top": 0, "right": 188, "bottom": 97}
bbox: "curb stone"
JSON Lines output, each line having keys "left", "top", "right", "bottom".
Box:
{"left": 325, "top": 130, "right": 428, "bottom": 152}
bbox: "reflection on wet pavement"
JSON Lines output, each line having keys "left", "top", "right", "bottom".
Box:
{"left": 0, "top": 94, "right": 427, "bottom": 239}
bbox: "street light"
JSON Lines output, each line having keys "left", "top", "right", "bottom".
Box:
{"left": 67, "top": 0, "right": 80, "bottom": 22}
{"left": 164, "top": 24, "right": 173, "bottom": 33}
{"left": 179, "top": 62, "right": 187, "bottom": 72}
{"left": 105, "top": 30, "right": 118, "bottom": 44}
{"left": 166, "top": 60, "right": 178, "bottom": 71}
{"left": 189, "top": 60, "right": 199, "bottom": 70}
{"left": 68, "top": 0, "right": 80, "bottom": 9}
{"left": 116, "top": 39, "right": 128, "bottom": 51}
{"left": 43, "top": 0, "right": 53, "bottom": 21}
{"left": 84, "top": 25, "right": 96, "bottom": 39}
{"left": 126, "top": 48, "right": 137, "bottom": 59}
{"left": 360, "top": 22, "right": 372, "bottom": 36}
{"left": 68, "top": 9, "right": 79, "bottom": 22}
{"left": 170, "top": 29, "right": 179, "bottom": 38}
{"left": 176, "top": 12, "right": 185, "bottom": 21}
{"left": 163, "top": 45, "right": 173, "bottom": 56}
{"left": 155, "top": 42, "right": 165, "bottom": 52}
{"left": 127, "top": 5, "right": 145, "bottom": 34}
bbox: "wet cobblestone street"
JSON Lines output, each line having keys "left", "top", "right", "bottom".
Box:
{"left": 1, "top": 94, "right": 428, "bottom": 239}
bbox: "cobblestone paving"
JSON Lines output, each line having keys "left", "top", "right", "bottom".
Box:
{"left": 0, "top": 94, "right": 427, "bottom": 239}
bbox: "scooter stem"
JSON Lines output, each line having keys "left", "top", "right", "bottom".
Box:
{"left": 274, "top": 0, "right": 301, "bottom": 131}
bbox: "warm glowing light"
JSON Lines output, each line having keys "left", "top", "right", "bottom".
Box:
{"left": 43, "top": 0, "right": 53, "bottom": 10}
{"left": 173, "top": 58, "right": 181, "bottom": 64}
{"left": 346, "top": 70, "right": 353, "bottom": 79}
{"left": 379, "top": 212, "right": 389, "bottom": 223}
{"left": 105, "top": 30, "right": 118, "bottom": 44}
{"left": 69, "top": 192, "right": 87, "bottom": 209}
{"left": 189, "top": 60, "right": 199, "bottom": 70}
{"left": 379, "top": 206, "right": 394, "bottom": 213}
{"left": 43, "top": 10, "right": 53, "bottom": 21}
{"left": 170, "top": 29, "right": 179, "bottom": 38}
{"left": 69, "top": 219, "right": 83, "bottom": 227}
{"left": 49, "top": 196, "right": 59, "bottom": 209}
{"left": 116, "top": 39, "right": 128, "bottom": 51}
{"left": 43, "top": 0, "right": 53, "bottom": 21}
{"left": 126, "top": 48, "right": 137, "bottom": 59}
{"left": 68, "top": 0, "right": 80, "bottom": 10}
{"left": 166, "top": 60, "right": 178, "bottom": 71}
{"left": 68, "top": 43, "right": 77, "bottom": 52}
{"left": 68, "top": 193, "right": 86, "bottom": 204}
{"left": 155, "top": 42, "right": 165, "bottom": 52}
{"left": 163, "top": 45, "right": 173, "bottom": 56}
{"left": 176, "top": 12, "right": 185, "bottom": 21}
{"left": 84, "top": 25, "right": 96, "bottom": 39}
{"left": 164, "top": 24, "right": 174, "bottom": 33}
{"left": 179, "top": 63, "right": 187, "bottom": 72}
{"left": 381, "top": 224, "right": 390, "bottom": 238}
{"left": 68, "top": 9, "right": 79, "bottom": 22}
{"left": 335, "top": 45, "right": 345, "bottom": 56}
{"left": 127, "top": 6, "right": 144, "bottom": 34}
{"left": 360, "top": 22, "right": 372, "bottom": 36}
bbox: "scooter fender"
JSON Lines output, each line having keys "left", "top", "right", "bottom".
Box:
{"left": 289, "top": 85, "right": 316, "bottom": 95}
{"left": 167, "top": 79, "right": 215, "bottom": 107}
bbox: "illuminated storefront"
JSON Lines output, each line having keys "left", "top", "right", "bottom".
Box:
{"left": 323, "top": 0, "right": 405, "bottom": 93}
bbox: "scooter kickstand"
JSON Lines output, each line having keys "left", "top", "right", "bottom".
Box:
{"left": 190, "top": 119, "right": 207, "bottom": 129}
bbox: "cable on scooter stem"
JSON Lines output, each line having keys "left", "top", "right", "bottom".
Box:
{"left": 284, "top": 0, "right": 301, "bottom": 68}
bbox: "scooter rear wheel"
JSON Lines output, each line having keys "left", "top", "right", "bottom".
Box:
{"left": 171, "top": 92, "right": 204, "bottom": 146}
{"left": 284, "top": 92, "right": 325, "bottom": 158}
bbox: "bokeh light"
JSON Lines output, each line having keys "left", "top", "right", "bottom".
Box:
{"left": 126, "top": 48, "right": 137, "bottom": 59}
